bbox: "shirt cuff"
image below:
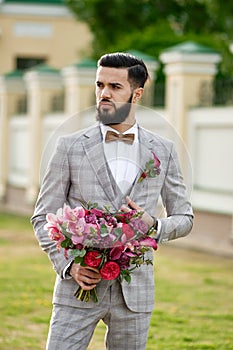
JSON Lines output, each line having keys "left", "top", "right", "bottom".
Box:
{"left": 151, "top": 218, "right": 161, "bottom": 242}
{"left": 62, "top": 260, "right": 74, "bottom": 280}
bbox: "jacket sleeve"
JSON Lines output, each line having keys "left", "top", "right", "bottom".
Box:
{"left": 31, "top": 137, "right": 73, "bottom": 277}
{"left": 158, "top": 142, "right": 194, "bottom": 243}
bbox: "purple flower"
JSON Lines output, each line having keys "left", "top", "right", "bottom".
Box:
{"left": 85, "top": 213, "right": 97, "bottom": 224}
{"left": 139, "top": 237, "right": 158, "bottom": 250}
{"left": 110, "top": 245, "right": 124, "bottom": 260}
{"left": 117, "top": 254, "right": 131, "bottom": 270}
{"left": 152, "top": 151, "right": 160, "bottom": 168}
{"left": 129, "top": 218, "right": 148, "bottom": 235}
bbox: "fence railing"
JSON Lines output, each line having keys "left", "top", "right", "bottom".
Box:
{"left": 213, "top": 77, "right": 233, "bottom": 106}
{"left": 155, "top": 77, "right": 233, "bottom": 108}
{"left": 199, "top": 77, "right": 233, "bottom": 106}
{"left": 153, "top": 81, "right": 165, "bottom": 107}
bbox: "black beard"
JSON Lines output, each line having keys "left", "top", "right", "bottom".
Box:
{"left": 96, "top": 95, "right": 133, "bottom": 125}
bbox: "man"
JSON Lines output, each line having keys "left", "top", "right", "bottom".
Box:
{"left": 31, "top": 52, "right": 193, "bottom": 350}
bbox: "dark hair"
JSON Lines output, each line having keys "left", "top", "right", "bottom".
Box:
{"left": 97, "top": 52, "right": 149, "bottom": 88}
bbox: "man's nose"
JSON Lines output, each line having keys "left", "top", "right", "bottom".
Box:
{"left": 101, "top": 86, "right": 111, "bottom": 99}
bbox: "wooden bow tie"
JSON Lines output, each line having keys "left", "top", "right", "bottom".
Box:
{"left": 105, "top": 130, "right": 135, "bottom": 145}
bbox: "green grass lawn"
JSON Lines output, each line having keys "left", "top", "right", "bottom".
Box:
{"left": 0, "top": 212, "right": 233, "bottom": 350}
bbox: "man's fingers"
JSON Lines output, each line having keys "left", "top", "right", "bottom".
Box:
{"left": 126, "top": 196, "right": 142, "bottom": 211}
{"left": 70, "top": 264, "right": 101, "bottom": 290}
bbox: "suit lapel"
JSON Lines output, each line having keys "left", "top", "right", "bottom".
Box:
{"left": 128, "top": 126, "right": 155, "bottom": 198}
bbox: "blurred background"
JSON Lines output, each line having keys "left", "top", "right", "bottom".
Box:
{"left": 0, "top": 1, "right": 233, "bottom": 349}
{"left": 0, "top": 0, "right": 232, "bottom": 257}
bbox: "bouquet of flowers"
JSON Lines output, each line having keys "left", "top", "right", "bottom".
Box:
{"left": 44, "top": 202, "right": 157, "bottom": 302}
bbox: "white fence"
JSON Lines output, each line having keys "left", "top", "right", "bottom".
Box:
{"left": 8, "top": 106, "right": 233, "bottom": 216}
{"left": 188, "top": 107, "right": 233, "bottom": 215}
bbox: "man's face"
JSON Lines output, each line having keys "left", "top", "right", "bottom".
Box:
{"left": 95, "top": 66, "right": 134, "bottom": 125}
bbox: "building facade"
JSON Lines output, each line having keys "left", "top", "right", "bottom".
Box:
{"left": 0, "top": 0, "right": 92, "bottom": 74}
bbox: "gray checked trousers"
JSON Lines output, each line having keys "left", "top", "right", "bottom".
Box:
{"left": 46, "top": 280, "right": 152, "bottom": 350}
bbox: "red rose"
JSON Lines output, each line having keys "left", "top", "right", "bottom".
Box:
{"left": 138, "top": 171, "right": 147, "bottom": 183}
{"left": 100, "top": 261, "right": 120, "bottom": 280}
{"left": 115, "top": 213, "right": 129, "bottom": 223}
{"left": 90, "top": 208, "right": 103, "bottom": 218}
{"left": 122, "top": 223, "right": 135, "bottom": 240}
{"left": 83, "top": 251, "right": 102, "bottom": 267}
{"left": 141, "top": 172, "right": 147, "bottom": 178}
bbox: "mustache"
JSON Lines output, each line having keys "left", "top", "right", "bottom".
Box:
{"left": 99, "top": 99, "right": 114, "bottom": 105}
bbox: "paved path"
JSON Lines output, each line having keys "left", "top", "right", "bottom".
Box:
{"left": 168, "top": 210, "right": 233, "bottom": 259}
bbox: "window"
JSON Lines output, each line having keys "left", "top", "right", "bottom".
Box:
{"left": 16, "top": 57, "right": 46, "bottom": 70}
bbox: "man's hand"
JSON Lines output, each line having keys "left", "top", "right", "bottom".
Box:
{"left": 120, "top": 196, "right": 155, "bottom": 228}
{"left": 70, "top": 263, "right": 101, "bottom": 291}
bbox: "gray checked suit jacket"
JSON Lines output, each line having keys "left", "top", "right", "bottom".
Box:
{"left": 31, "top": 123, "right": 193, "bottom": 312}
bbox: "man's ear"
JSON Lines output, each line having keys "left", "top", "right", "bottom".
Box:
{"left": 132, "top": 87, "right": 144, "bottom": 103}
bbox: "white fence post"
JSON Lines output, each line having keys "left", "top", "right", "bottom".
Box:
{"left": 0, "top": 71, "right": 25, "bottom": 201}
{"left": 24, "top": 65, "right": 63, "bottom": 204}
{"left": 160, "top": 41, "right": 221, "bottom": 143}
{"left": 62, "top": 59, "right": 97, "bottom": 117}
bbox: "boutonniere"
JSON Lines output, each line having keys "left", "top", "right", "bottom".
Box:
{"left": 138, "top": 151, "right": 161, "bottom": 183}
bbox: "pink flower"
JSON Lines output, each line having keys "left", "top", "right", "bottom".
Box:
{"left": 74, "top": 206, "right": 86, "bottom": 218}
{"left": 90, "top": 208, "right": 103, "bottom": 218}
{"left": 63, "top": 204, "right": 76, "bottom": 221}
{"left": 129, "top": 218, "right": 148, "bottom": 235}
{"left": 122, "top": 223, "right": 135, "bottom": 240}
{"left": 152, "top": 151, "right": 160, "bottom": 168}
{"left": 47, "top": 227, "right": 65, "bottom": 251}
{"left": 71, "top": 234, "right": 85, "bottom": 245}
{"left": 110, "top": 244, "right": 124, "bottom": 260}
{"left": 116, "top": 254, "right": 131, "bottom": 269}
{"left": 45, "top": 212, "right": 61, "bottom": 228}
{"left": 68, "top": 217, "right": 86, "bottom": 235}
{"left": 139, "top": 237, "right": 158, "bottom": 250}
{"left": 48, "top": 227, "right": 64, "bottom": 242}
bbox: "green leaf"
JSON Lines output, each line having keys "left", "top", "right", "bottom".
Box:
{"left": 87, "top": 201, "right": 98, "bottom": 209}
{"left": 120, "top": 270, "right": 131, "bottom": 284}
{"left": 74, "top": 256, "right": 84, "bottom": 264}
{"left": 71, "top": 248, "right": 86, "bottom": 258}
{"left": 113, "top": 227, "right": 122, "bottom": 240}
{"left": 100, "top": 224, "right": 109, "bottom": 237}
{"left": 61, "top": 238, "right": 73, "bottom": 249}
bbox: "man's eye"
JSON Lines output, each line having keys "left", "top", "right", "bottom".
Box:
{"left": 112, "top": 84, "right": 120, "bottom": 89}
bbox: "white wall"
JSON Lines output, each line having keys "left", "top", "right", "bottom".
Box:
{"left": 188, "top": 107, "right": 233, "bottom": 214}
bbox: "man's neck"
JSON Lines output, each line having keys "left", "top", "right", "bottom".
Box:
{"left": 108, "top": 122, "right": 135, "bottom": 133}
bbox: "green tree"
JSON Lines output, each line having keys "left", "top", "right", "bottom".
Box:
{"left": 65, "top": 0, "right": 233, "bottom": 76}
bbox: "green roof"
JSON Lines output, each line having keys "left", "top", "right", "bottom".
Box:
{"left": 28, "top": 63, "right": 60, "bottom": 74}
{"left": 75, "top": 58, "right": 97, "bottom": 68}
{"left": 4, "top": 69, "right": 24, "bottom": 79}
{"left": 163, "top": 41, "right": 219, "bottom": 54}
{"left": 127, "top": 50, "right": 157, "bottom": 62}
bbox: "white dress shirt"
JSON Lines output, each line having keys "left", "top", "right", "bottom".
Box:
{"left": 100, "top": 123, "right": 140, "bottom": 196}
